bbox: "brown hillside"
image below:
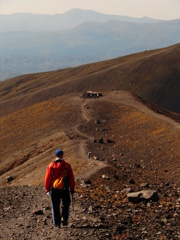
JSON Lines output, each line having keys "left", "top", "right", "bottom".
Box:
{"left": 0, "top": 90, "right": 179, "bottom": 186}
{"left": 0, "top": 91, "right": 180, "bottom": 239}
{"left": 0, "top": 45, "right": 180, "bottom": 239}
{"left": 0, "top": 43, "right": 180, "bottom": 117}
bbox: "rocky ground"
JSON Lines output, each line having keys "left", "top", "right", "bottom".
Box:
{"left": 0, "top": 91, "right": 180, "bottom": 239}
{"left": 1, "top": 174, "right": 180, "bottom": 239}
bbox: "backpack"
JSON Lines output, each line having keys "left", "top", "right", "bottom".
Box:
{"left": 53, "top": 162, "right": 69, "bottom": 190}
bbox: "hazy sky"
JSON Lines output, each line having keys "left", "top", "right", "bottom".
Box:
{"left": 0, "top": 0, "right": 180, "bottom": 20}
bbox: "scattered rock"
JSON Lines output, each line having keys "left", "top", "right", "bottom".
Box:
{"left": 33, "top": 210, "right": 44, "bottom": 215}
{"left": 98, "top": 138, "right": 104, "bottom": 144}
{"left": 95, "top": 119, "right": 101, "bottom": 124}
{"left": 103, "top": 138, "right": 115, "bottom": 144}
{"left": 84, "top": 179, "right": 91, "bottom": 185}
{"left": 129, "top": 179, "right": 135, "bottom": 184}
{"left": 102, "top": 175, "right": 110, "bottom": 180}
{"left": 114, "top": 174, "right": 119, "bottom": 180}
{"left": 134, "top": 164, "right": 141, "bottom": 168}
{"left": 6, "top": 176, "right": 14, "bottom": 183}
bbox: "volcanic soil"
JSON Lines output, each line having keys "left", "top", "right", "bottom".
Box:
{"left": 0, "top": 90, "right": 180, "bottom": 239}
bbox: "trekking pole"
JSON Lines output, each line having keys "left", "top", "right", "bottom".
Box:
{"left": 71, "top": 193, "right": 74, "bottom": 211}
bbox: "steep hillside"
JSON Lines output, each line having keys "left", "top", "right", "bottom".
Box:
{"left": 0, "top": 44, "right": 180, "bottom": 116}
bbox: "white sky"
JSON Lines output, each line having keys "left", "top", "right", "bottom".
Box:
{"left": 0, "top": 0, "right": 180, "bottom": 20}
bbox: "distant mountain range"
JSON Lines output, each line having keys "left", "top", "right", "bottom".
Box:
{"left": 0, "top": 9, "right": 180, "bottom": 81}
{"left": 0, "top": 9, "right": 164, "bottom": 32}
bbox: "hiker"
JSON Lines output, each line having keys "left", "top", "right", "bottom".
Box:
{"left": 45, "top": 150, "right": 75, "bottom": 228}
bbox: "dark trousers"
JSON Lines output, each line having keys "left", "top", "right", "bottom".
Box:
{"left": 51, "top": 188, "right": 71, "bottom": 227}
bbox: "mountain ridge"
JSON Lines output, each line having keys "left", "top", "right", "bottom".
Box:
{"left": 0, "top": 9, "right": 165, "bottom": 33}
{"left": 0, "top": 44, "right": 180, "bottom": 116}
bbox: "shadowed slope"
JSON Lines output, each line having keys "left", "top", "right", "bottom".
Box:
{"left": 0, "top": 44, "right": 180, "bottom": 117}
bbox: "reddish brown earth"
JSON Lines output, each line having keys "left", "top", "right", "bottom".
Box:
{"left": 0, "top": 44, "right": 180, "bottom": 239}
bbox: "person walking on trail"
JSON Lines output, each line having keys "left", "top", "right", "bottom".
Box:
{"left": 45, "top": 150, "right": 75, "bottom": 228}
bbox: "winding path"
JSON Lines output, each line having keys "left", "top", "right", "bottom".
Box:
{"left": 74, "top": 91, "right": 179, "bottom": 181}
{"left": 73, "top": 98, "right": 107, "bottom": 181}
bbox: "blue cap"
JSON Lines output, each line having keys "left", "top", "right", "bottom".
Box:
{"left": 55, "top": 150, "right": 64, "bottom": 157}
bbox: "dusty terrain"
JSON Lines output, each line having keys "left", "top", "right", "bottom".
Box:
{"left": 0, "top": 91, "right": 180, "bottom": 239}
{"left": 0, "top": 44, "right": 180, "bottom": 239}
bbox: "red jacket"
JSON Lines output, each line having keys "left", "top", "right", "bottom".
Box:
{"left": 45, "top": 159, "right": 75, "bottom": 192}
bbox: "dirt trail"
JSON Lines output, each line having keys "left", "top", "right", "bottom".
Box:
{"left": 73, "top": 98, "right": 107, "bottom": 181}
{"left": 39, "top": 97, "right": 108, "bottom": 238}
{"left": 74, "top": 91, "right": 179, "bottom": 180}
{"left": 101, "top": 91, "right": 180, "bottom": 129}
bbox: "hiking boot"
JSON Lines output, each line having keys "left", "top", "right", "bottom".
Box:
{"left": 54, "top": 223, "right": 60, "bottom": 228}
{"left": 63, "top": 220, "right": 68, "bottom": 226}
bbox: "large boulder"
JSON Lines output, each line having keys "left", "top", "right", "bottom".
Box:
{"left": 127, "top": 190, "right": 159, "bottom": 203}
